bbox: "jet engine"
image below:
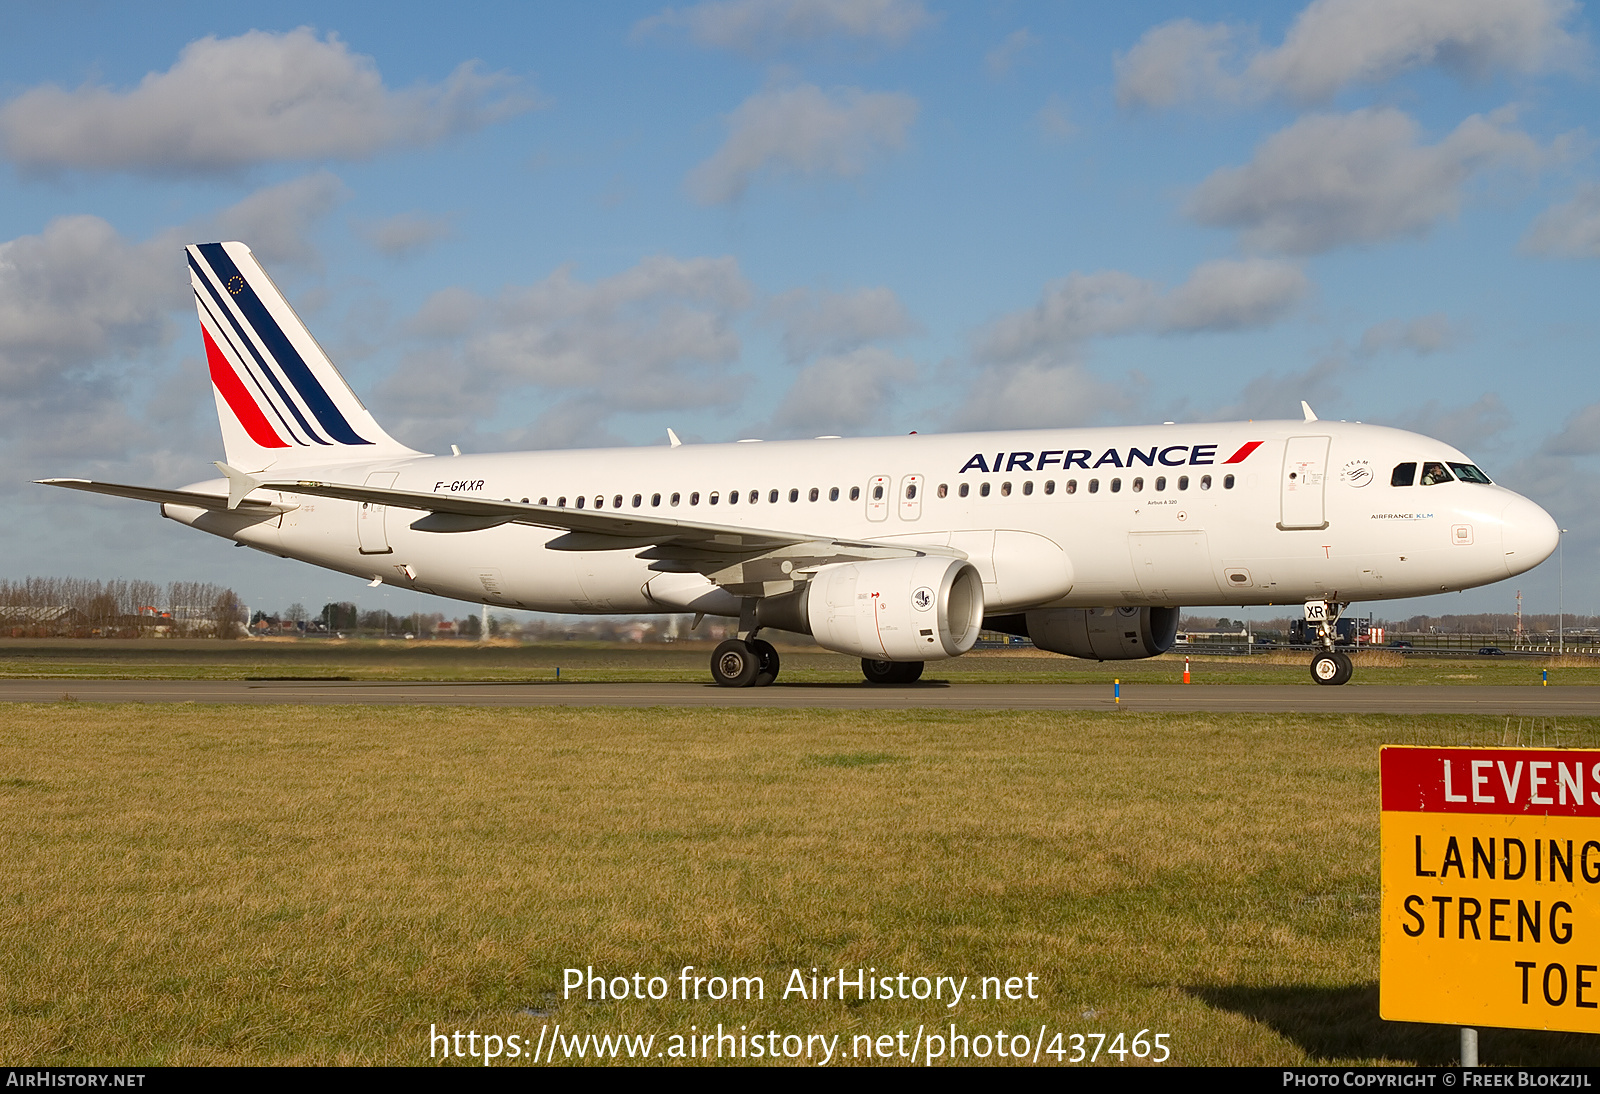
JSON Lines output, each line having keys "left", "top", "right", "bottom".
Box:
{"left": 990, "top": 606, "right": 1180, "bottom": 660}
{"left": 757, "top": 556, "right": 984, "bottom": 661}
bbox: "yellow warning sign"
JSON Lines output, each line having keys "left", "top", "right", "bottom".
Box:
{"left": 1380, "top": 746, "right": 1600, "bottom": 1033}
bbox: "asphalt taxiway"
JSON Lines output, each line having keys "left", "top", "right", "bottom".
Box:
{"left": 1, "top": 678, "right": 1595, "bottom": 714}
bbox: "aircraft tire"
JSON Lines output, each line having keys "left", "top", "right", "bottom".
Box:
{"left": 1332, "top": 650, "right": 1353, "bottom": 685}
{"left": 1310, "top": 651, "right": 1347, "bottom": 686}
{"left": 749, "top": 638, "right": 780, "bottom": 686}
{"left": 711, "top": 639, "right": 760, "bottom": 687}
{"left": 861, "top": 658, "right": 924, "bottom": 685}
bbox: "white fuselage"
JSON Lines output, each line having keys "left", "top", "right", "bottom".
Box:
{"left": 162, "top": 419, "right": 1558, "bottom": 617}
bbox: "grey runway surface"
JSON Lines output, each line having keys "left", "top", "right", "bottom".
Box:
{"left": 2, "top": 678, "right": 1597, "bottom": 713}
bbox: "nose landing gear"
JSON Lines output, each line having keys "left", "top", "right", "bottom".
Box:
{"left": 1306, "top": 599, "right": 1353, "bottom": 686}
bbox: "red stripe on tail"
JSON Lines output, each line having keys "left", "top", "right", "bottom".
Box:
{"left": 203, "top": 326, "right": 289, "bottom": 449}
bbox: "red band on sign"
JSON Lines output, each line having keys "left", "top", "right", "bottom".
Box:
{"left": 1380, "top": 746, "right": 1600, "bottom": 817}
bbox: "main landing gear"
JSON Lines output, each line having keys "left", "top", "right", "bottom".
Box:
{"left": 861, "top": 659, "right": 924, "bottom": 685}
{"left": 710, "top": 637, "right": 780, "bottom": 688}
{"left": 1307, "top": 599, "right": 1353, "bottom": 686}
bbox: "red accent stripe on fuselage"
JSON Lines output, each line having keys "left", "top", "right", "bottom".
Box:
{"left": 1223, "top": 440, "right": 1262, "bottom": 464}
{"left": 203, "top": 326, "right": 290, "bottom": 449}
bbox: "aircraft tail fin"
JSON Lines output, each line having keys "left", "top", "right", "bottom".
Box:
{"left": 187, "top": 242, "right": 422, "bottom": 472}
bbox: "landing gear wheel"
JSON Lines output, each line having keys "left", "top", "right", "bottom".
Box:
{"left": 1310, "top": 651, "right": 1352, "bottom": 686}
{"left": 1332, "top": 650, "right": 1353, "bottom": 685}
{"left": 748, "top": 638, "right": 780, "bottom": 686}
{"left": 861, "top": 659, "right": 924, "bottom": 685}
{"left": 711, "top": 639, "right": 760, "bottom": 688}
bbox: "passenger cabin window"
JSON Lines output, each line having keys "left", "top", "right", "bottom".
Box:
{"left": 1419, "top": 462, "right": 1453, "bottom": 486}
{"left": 670, "top": 493, "right": 680, "bottom": 506}
{"left": 850, "top": 486, "right": 861, "bottom": 501}
{"left": 789, "top": 489, "right": 799, "bottom": 503}
{"left": 614, "top": 495, "right": 624, "bottom": 508}
{"left": 809, "top": 487, "right": 819, "bottom": 502}
{"left": 959, "top": 483, "right": 970, "bottom": 497}
{"left": 539, "top": 497, "right": 549, "bottom": 506}
{"left": 632, "top": 494, "right": 641, "bottom": 508}
{"left": 1110, "top": 478, "right": 1122, "bottom": 493}
{"left": 1131, "top": 477, "right": 1143, "bottom": 492}
{"left": 980, "top": 483, "right": 991, "bottom": 497}
{"left": 1223, "top": 474, "right": 1235, "bottom": 489}
{"left": 651, "top": 494, "right": 661, "bottom": 507}
{"left": 690, "top": 492, "right": 700, "bottom": 505}
{"left": 1000, "top": 482, "right": 1011, "bottom": 496}
{"left": 872, "top": 485, "right": 884, "bottom": 500}
{"left": 769, "top": 489, "right": 779, "bottom": 503}
{"left": 1088, "top": 479, "right": 1099, "bottom": 494}
{"left": 749, "top": 490, "right": 758, "bottom": 503}
{"left": 1178, "top": 476, "right": 1189, "bottom": 490}
{"left": 1023, "top": 481, "right": 1034, "bottom": 496}
{"left": 1044, "top": 480, "right": 1055, "bottom": 495}
{"left": 937, "top": 484, "right": 948, "bottom": 498}
{"left": 1154, "top": 477, "right": 1166, "bottom": 491}
{"left": 728, "top": 490, "right": 738, "bottom": 505}
{"left": 829, "top": 487, "right": 840, "bottom": 501}
{"left": 1065, "top": 480, "right": 1077, "bottom": 494}
{"left": 905, "top": 483, "right": 916, "bottom": 499}
{"left": 576, "top": 496, "right": 585, "bottom": 508}
{"left": 1391, "top": 462, "right": 1416, "bottom": 486}
{"left": 1200, "top": 475, "right": 1212, "bottom": 490}
{"left": 709, "top": 492, "right": 719, "bottom": 505}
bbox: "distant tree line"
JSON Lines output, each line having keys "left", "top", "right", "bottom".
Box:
{"left": 0, "top": 577, "right": 244, "bottom": 638}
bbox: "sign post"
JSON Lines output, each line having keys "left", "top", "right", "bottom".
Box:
{"left": 1380, "top": 746, "right": 1600, "bottom": 1039}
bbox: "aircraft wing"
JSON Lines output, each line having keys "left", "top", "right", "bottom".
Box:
{"left": 36, "top": 478, "right": 296, "bottom": 515}
{"left": 276, "top": 477, "right": 960, "bottom": 596}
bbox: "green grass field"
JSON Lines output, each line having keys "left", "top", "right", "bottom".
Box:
{"left": 4, "top": 702, "right": 1597, "bottom": 1066}
{"left": 1, "top": 637, "right": 1596, "bottom": 686}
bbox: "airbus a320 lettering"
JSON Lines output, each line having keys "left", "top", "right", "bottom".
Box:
{"left": 42, "top": 242, "right": 1560, "bottom": 686}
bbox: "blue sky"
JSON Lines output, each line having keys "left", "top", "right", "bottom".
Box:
{"left": 2, "top": 0, "right": 1597, "bottom": 624}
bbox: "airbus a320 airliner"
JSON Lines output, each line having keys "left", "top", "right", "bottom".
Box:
{"left": 42, "top": 242, "right": 1560, "bottom": 686}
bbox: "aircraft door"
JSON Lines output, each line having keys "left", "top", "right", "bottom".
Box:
{"left": 357, "top": 471, "right": 399, "bottom": 554}
{"left": 866, "top": 476, "right": 890, "bottom": 522}
{"left": 898, "top": 474, "right": 923, "bottom": 520}
{"left": 1279, "top": 436, "right": 1330, "bottom": 530}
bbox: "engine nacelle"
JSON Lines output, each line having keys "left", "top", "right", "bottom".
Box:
{"left": 1012, "top": 606, "right": 1179, "bottom": 660}
{"left": 759, "top": 556, "right": 985, "bottom": 661}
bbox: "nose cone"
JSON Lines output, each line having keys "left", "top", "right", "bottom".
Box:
{"left": 1500, "top": 494, "right": 1559, "bottom": 578}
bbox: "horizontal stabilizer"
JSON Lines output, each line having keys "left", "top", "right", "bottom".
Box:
{"left": 37, "top": 478, "right": 295, "bottom": 514}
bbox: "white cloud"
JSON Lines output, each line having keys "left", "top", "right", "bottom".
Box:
{"left": 771, "top": 346, "right": 918, "bottom": 433}
{"left": 1117, "top": 0, "right": 1583, "bottom": 108}
{"left": 986, "top": 29, "right": 1037, "bottom": 78}
{"left": 764, "top": 285, "right": 917, "bottom": 361}
{"left": 1115, "top": 20, "right": 1247, "bottom": 109}
{"left": 686, "top": 84, "right": 918, "bottom": 205}
{"left": 376, "top": 255, "right": 754, "bottom": 451}
{"left": 1186, "top": 108, "right": 1549, "bottom": 254}
{"left": 357, "top": 211, "right": 454, "bottom": 260}
{"left": 0, "top": 216, "right": 180, "bottom": 396}
{"left": 976, "top": 259, "right": 1307, "bottom": 363}
{"left": 1358, "top": 313, "right": 1459, "bottom": 355}
{"left": 1521, "top": 183, "right": 1600, "bottom": 257}
{"left": 0, "top": 28, "right": 535, "bottom": 175}
{"left": 637, "top": 0, "right": 932, "bottom": 53}
{"left": 1543, "top": 401, "right": 1600, "bottom": 455}
{"left": 1402, "top": 393, "right": 1513, "bottom": 452}
{"left": 946, "top": 362, "right": 1135, "bottom": 431}
{"left": 1211, "top": 359, "right": 1349, "bottom": 421}
{"left": 202, "top": 172, "right": 348, "bottom": 267}
{"left": 1161, "top": 259, "right": 1311, "bottom": 331}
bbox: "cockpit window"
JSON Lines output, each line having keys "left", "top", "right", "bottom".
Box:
{"left": 1419, "top": 462, "right": 1453, "bottom": 486}
{"left": 1449, "top": 462, "right": 1493, "bottom": 484}
{"left": 1391, "top": 463, "right": 1416, "bottom": 487}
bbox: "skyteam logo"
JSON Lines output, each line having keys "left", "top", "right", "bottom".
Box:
{"left": 958, "top": 441, "right": 1262, "bottom": 474}
{"left": 190, "top": 242, "right": 372, "bottom": 450}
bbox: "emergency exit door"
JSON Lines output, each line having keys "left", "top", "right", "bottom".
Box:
{"left": 1279, "top": 436, "right": 1330, "bottom": 530}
